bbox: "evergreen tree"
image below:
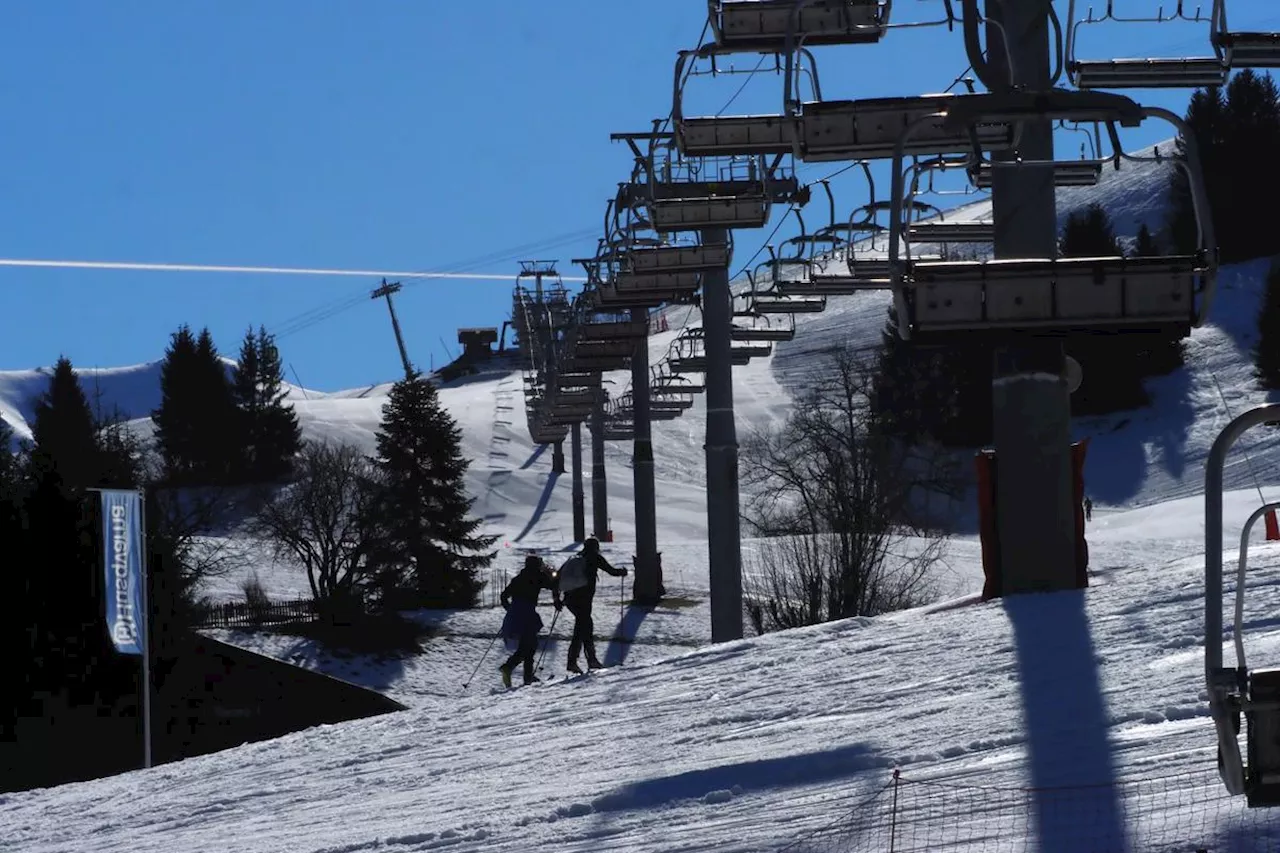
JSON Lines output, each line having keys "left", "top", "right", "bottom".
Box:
{"left": 1131, "top": 223, "right": 1160, "bottom": 257}
{"left": 1169, "top": 71, "right": 1280, "bottom": 262}
{"left": 152, "top": 325, "right": 237, "bottom": 485}
{"left": 1059, "top": 203, "right": 1122, "bottom": 257}
{"left": 22, "top": 357, "right": 143, "bottom": 714}
{"left": 872, "top": 308, "right": 993, "bottom": 448}
{"left": 1256, "top": 262, "right": 1280, "bottom": 390}
{"left": 30, "top": 357, "right": 103, "bottom": 488}
{"left": 231, "top": 326, "right": 301, "bottom": 482}
{"left": 368, "top": 368, "right": 495, "bottom": 608}
{"left": 152, "top": 325, "right": 201, "bottom": 483}
{"left": 193, "top": 327, "right": 238, "bottom": 483}
{"left": 0, "top": 416, "right": 25, "bottom": 738}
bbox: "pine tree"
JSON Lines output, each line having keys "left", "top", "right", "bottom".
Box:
{"left": 152, "top": 325, "right": 201, "bottom": 483}
{"left": 1059, "top": 203, "right": 1122, "bottom": 258}
{"left": 1132, "top": 223, "right": 1160, "bottom": 257}
{"left": 1168, "top": 86, "right": 1226, "bottom": 256}
{"left": 22, "top": 357, "right": 142, "bottom": 714}
{"left": 1256, "top": 262, "right": 1280, "bottom": 390}
{"left": 153, "top": 325, "right": 239, "bottom": 485}
{"left": 30, "top": 357, "right": 103, "bottom": 488}
{"left": 193, "top": 327, "right": 238, "bottom": 483}
{"left": 368, "top": 368, "right": 496, "bottom": 608}
{"left": 231, "top": 326, "right": 301, "bottom": 483}
{"left": 1168, "top": 71, "right": 1280, "bottom": 262}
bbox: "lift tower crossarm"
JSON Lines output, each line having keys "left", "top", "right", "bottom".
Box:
{"left": 371, "top": 279, "right": 414, "bottom": 380}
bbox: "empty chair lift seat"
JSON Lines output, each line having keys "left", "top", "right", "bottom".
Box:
{"left": 907, "top": 254, "right": 1203, "bottom": 337}
{"left": 713, "top": 0, "right": 890, "bottom": 48}
{"left": 800, "top": 95, "right": 1014, "bottom": 162}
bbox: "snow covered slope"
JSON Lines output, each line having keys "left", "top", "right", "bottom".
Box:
{"left": 5, "top": 490, "right": 1280, "bottom": 852}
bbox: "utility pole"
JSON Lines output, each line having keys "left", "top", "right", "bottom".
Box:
{"left": 371, "top": 279, "right": 415, "bottom": 380}
{"left": 701, "top": 225, "right": 742, "bottom": 641}
{"left": 980, "top": 1, "right": 1078, "bottom": 593}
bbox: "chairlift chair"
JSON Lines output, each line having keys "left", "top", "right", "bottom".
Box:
{"left": 616, "top": 147, "right": 800, "bottom": 233}
{"left": 751, "top": 293, "right": 828, "bottom": 313}
{"left": 1210, "top": 0, "right": 1280, "bottom": 68}
{"left": 708, "top": 0, "right": 891, "bottom": 50}
{"left": 799, "top": 94, "right": 1014, "bottom": 162}
{"left": 907, "top": 221, "right": 996, "bottom": 243}
{"left": 731, "top": 313, "right": 798, "bottom": 341}
{"left": 967, "top": 160, "right": 1103, "bottom": 190}
{"left": 887, "top": 90, "right": 1219, "bottom": 342}
{"left": 622, "top": 236, "right": 733, "bottom": 275}
{"left": 1065, "top": 0, "right": 1228, "bottom": 89}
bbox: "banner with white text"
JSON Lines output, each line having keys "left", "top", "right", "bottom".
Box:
{"left": 101, "top": 489, "right": 146, "bottom": 656}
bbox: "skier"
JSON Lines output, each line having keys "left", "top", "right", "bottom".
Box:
{"left": 1084, "top": 495, "right": 1093, "bottom": 523}
{"left": 558, "top": 536, "right": 627, "bottom": 674}
{"left": 498, "top": 555, "right": 562, "bottom": 688}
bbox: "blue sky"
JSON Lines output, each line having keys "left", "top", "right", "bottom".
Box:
{"left": 0, "top": 1, "right": 1275, "bottom": 390}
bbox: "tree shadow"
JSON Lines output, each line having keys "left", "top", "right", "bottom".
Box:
{"left": 1004, "top": 591, "right": 1129, "bottom": 853}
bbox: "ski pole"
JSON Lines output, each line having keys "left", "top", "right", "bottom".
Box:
{"left": 536, "top": 607, "right": 561, "bottom": 672}
{"left": 462, "top": 631, "right": 501, "bottom": 690}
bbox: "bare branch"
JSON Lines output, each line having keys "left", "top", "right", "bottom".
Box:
{"left": 740, "top": 344, "right": 959, "bottom": 632}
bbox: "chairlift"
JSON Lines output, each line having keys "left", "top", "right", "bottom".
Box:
{"left": 1212, "top": 0, "right": 1280, "bottom": 68}
{"left": 614, "top": 129, "right": 801, "bottom": 233}
{"left": 798, "top": 94, "right": 1014, "bottom": 162}
{"left": 672, "top": 45, "right": 804, "bottom": 158}
{"left": 886, "top": 90, "right": 1219, "bottom": 342}
{"left": 1205, "top": 405, "right": 1280, "bottom": 807}
{"left": 1065, "top": 0, "right": 1228, "bottom": 89}
{"left": 708, "top": 0, "right": 891, "bottom": 50}
{"left": 966, "top": 159, "right": 1103, "bottom": 190}
{"left": 901, "top": 157, "right": 995, "bottom": 247}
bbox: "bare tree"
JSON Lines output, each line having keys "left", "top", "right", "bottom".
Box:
{"left": 740, "top": 344, "right": 962, "bottom": 633}
{"left": 251, "top": 441, "right": 379, "bottom": 607}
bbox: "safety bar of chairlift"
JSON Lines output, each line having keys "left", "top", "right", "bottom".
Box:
{"left": 887, "top": 100, "right": 1218, "bottom": 340}
{"left": 1204, "top": 404, "right": 1280, "bottom": 797}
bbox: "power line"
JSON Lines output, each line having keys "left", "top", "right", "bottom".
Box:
{"left": 0, "top": 257, "right": 588, "bottom": 282}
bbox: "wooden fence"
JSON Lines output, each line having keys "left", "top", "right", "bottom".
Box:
{"left": 198, "top": 598, "right": 319, "bottom": 629}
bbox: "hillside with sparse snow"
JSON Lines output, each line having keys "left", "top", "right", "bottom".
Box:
{"left": 8, "top": 138, "right": 1280, "bottom": 851}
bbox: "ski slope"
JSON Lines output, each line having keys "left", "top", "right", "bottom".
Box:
{"left": 6, "top": 495, "right": 1280, "bottom": 852}
{"left": 7, "top": 139, "right": 1280, "bottom": 850}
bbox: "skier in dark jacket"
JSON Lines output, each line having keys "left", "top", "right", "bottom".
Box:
{"left": 499, "top": 555, "right": 562, "bottom": 687}
{"left": 557, "top": 536, "right": 627, "bottom": 674}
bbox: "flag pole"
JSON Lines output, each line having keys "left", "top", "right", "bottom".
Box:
{"left": 139, "top": 488, "right": 152, "bottom": 769}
